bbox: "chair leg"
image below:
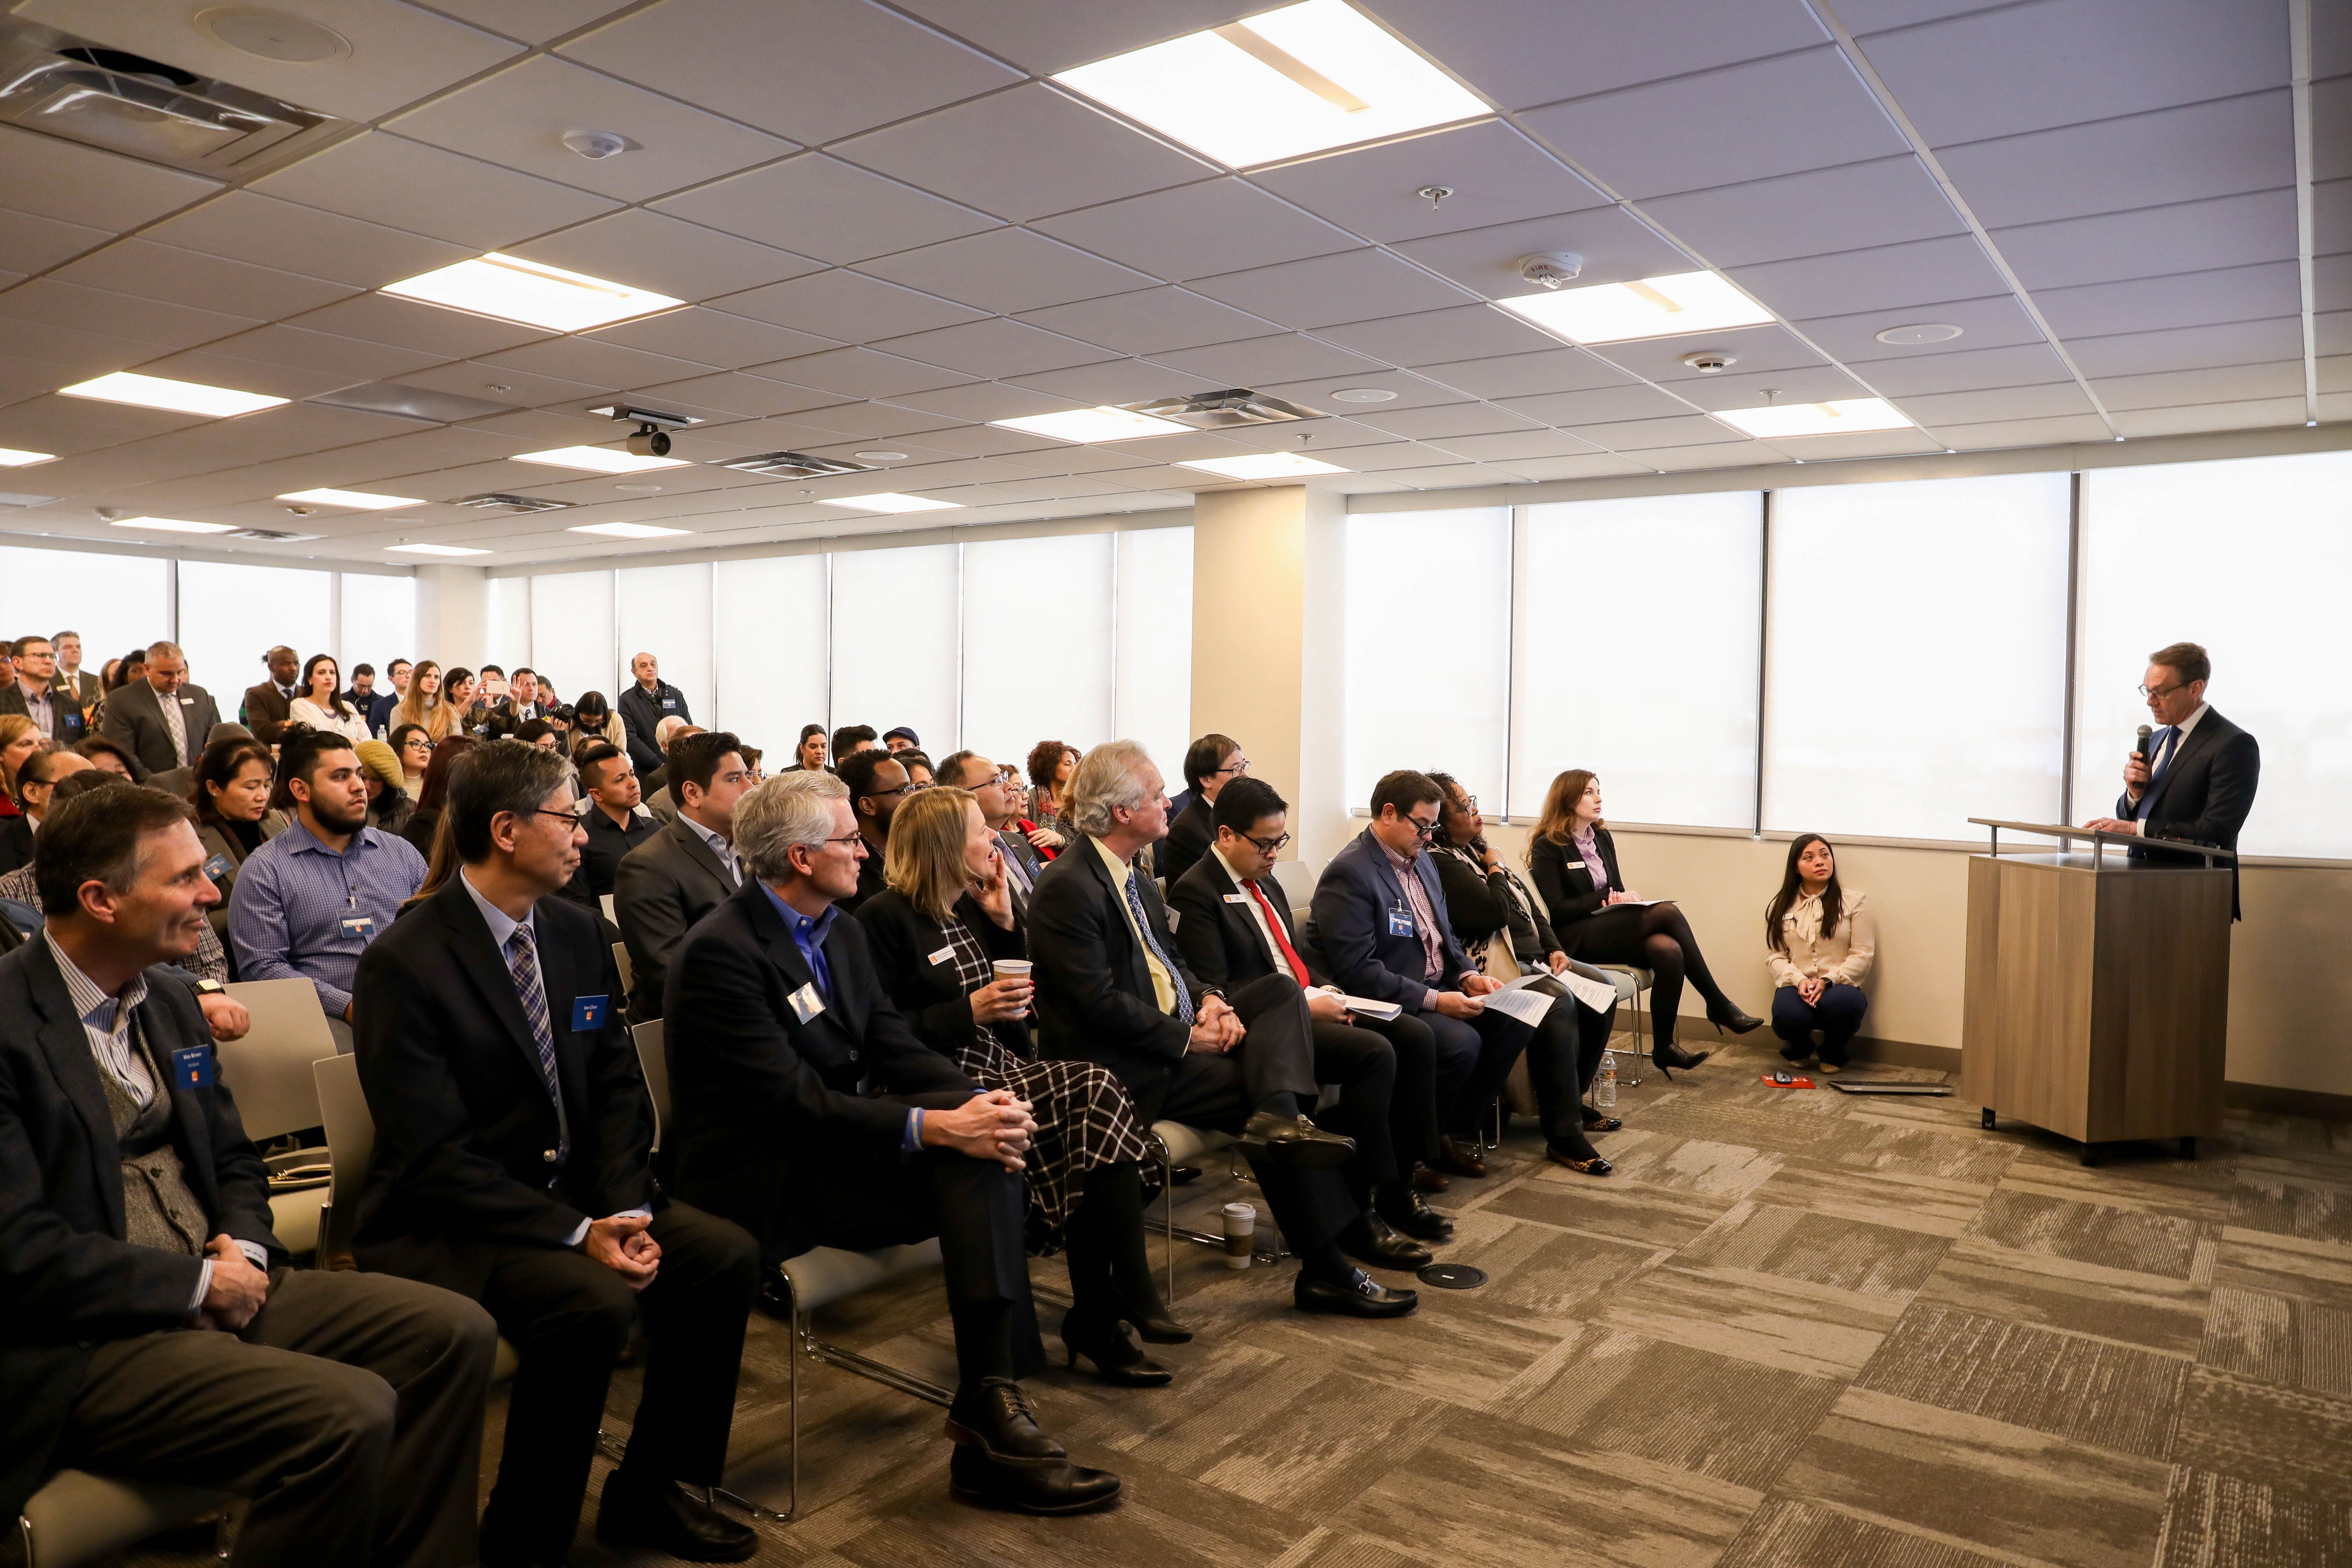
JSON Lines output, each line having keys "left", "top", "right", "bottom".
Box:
{"left": 1618, "top": 986, "right": 1646, "bottom": 1088}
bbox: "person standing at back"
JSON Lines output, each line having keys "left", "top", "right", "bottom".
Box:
{"left": 2084, "top": 639, "right": 2260, "bottom": 918}
{"left": 1, "top": 635, "right": 87, "bottom": 744}
{"left": 99, "top": 642, "right": 223, "bottom": 780}
{"left": 241, "top": 647, "right": 302, "bottom": 745}
{"left": 51, "top": 629, "right": 102, "bottom": 716}
{"left": 617, "top": 652, "right": 689, "bottom": 780}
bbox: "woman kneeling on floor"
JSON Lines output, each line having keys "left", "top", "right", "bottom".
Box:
{"left": 1764, "top": 833, "right": 1876, "bottom": 1071}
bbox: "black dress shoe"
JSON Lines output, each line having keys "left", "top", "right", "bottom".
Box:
{"left": 1651, "top": 1043, "right": 1712, "bottom": 1078}
{"left": 595, "top": 1477, "right": 757, "bottom": 1563}
{"left": 1340, "top": 1212, "right": 1434, "bottom": 1270}
{"left": 1238, "top": 1111, "right": 1356, "bottom": 1170}
{"left": 1708, "top": 1003, "right": 1765, "bottom": 1035}
{"left": 1411, "top": 1161, "right": 1451, "bottom": 1193}
{"left": 1377, "top": 1185, "right": 1455, "bottom": 1243}
{"left": 1295, "top": 1266, "right": 1418, "bottom": 1318}
{"left": 1434, "top": 1135, "right": 1488, "bottom": 1179}
{"left": 948, "top": 1444, "right": 1122, "bottom": 1515}
{"left": 943, "top": 1378, "right": 1067, "bottom": 1466}
{"left": 1060, "top": 1311, "right": 1173, "bottom": 1387}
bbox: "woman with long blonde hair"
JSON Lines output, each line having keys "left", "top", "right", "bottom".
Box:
{"left": 390, "top": 658, "right": 455, "bottom": 743}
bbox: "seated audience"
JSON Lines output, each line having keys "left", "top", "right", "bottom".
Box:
{"left": 1024, "top": 740, "right": 1077, "bottom": 844}
{"left": 0, "top": 714, "right": 41, "bottom": 824}
{"left": 575, "top": 742, "right": 657, "bottom": 900}
{"left": 288, "top": 654, "right": 370, "bottom": 743}
{"left": 1764, "top": 833, "right": 1876, "bottom": 1071}
{"left": 665, "top": 771, "right": 1120, "bottom": 1514}
{"left": 737, "top": 746, "right": 762, "bottom": 781}
{"left": 0, "top": 782, "right": 496, "bottom": 1567}
{"left": 790, "top": 723, "right": 827, "bottom": 771}
{"left": 229, "top": 727, "right": 428, "bottom": 1050}
{"left": 1427, "top": 773, "right": 1619, "bottom": 1175}
{"left": 190, "top": 735, "right": 284, "bottom": 945}
{"left": 613, "top": 730, "right": 750, "bottom": 1020}
{"left": 100, "top": 642, "right": 221, "bottom": 779}
{"left": 143, "top": 720, "right": 250, "bottom": 804}
{"left": 367, "top": 658, "right": 411, "bottom": 738}
{"left": 644, "top": 718, "right": 698, "bottom": 799}
{"left": 1, "top": 743, "right": 91, "bottom": 875}
{"left": 515, "top": 718, "right": 560, "bottom": 752}
{"left": 858, "top": 784, "right": 1186, "bottom": 1379}
{"left": 1169, "top": 776, "right": 1454, "bottom": 1252}
{"left": 400, "top": 735, "right": 476, "bottom": 863}
{"left": 1309, "top": 770, "right": 1529, "bottom": 1184}
{"left": 390, "top": 659, "right": 456, "bottom": 745}
{"left": 1031, "top": 741, "right": 1416, "bottom": 1320}
{"left": 572, "top": 690, "right": 625, "bottom": 757}
{"left": 390, "top": 721, "right": 434, "bottom": 795}
{"left": 937, "top": 751, "right": 1044, "bottom": 901}
{"left": 354, "top": 738, "right": 414, "bottom": 835}
{"left": 1160, "top": 733, "right": 1246, "bottom": 885}
{"left": 76, "top": 734, "right": 139, "bottom": 780}
{"left": 1, "top": 635, "right": 88, "bottom": 744}
{"left": 1526, "top": 769, "right": 1760, "bottom": 1074}
{"left": 241, "top": 646, "right": 301, "bottom": 744}
{"left": 352, "top": 740, "right": 762, "bottom": 1566}
{"left": 830, "top": 723, "right": 877, "bottom": 765}
{"left": 836, "top": 746, "right": 909, "bottom": 912}
{"left": 342, "top": 661, "right": 377, "bottom": 720}
{"left": 619, "top": 652, "right": 692, "bottom": 779}
{"left": 441, "top": 669, "right": 480, "bottom": 736}
{"left": 897, "top": 749, "right": 934, "bottom": 788}
{"left": 882, "top": 726, "right": 920, "bottom": 752}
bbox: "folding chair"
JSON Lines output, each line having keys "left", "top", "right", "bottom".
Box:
{"left": 217, "top": 977, "right": 339, "bottom": 1256}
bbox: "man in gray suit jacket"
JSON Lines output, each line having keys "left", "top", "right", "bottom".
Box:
{"left": 98, "top": 643, "right": 222, "bottom": 780}
{"left": 612, "top": 732, "right": 751, "bottom": 1019}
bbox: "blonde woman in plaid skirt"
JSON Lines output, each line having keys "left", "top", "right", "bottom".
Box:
{"left": 855, "top": 784, "right": 1188, "bottom": 1386}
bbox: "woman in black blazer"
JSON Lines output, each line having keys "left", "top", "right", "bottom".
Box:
{"left": 855, "top": 785, "right": 1182, "bottom": 1387}
{"left": 1526, "top": 768, "right": 1760, "bottom": 1074}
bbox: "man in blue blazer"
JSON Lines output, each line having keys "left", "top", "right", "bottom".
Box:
{"left": 1307, "top": 769, "right": 1530, "bottom": 1182}
{"left": 2085, "top": 640, "right": 2260, "bottom": 919}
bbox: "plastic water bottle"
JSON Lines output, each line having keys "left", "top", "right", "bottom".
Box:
{"left": 1595, "top": 1052, "right": 1618, "bottom": 1108}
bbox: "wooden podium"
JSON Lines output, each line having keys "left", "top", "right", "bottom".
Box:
{"left": 1960, "top": 820, "right": 2234, "bottom": 1163}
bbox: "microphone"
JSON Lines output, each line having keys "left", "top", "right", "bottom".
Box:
{"left": 2135, "top": 723, "right": 2151, "bottom": 761}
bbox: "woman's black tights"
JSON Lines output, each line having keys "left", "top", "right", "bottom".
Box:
{"left": 1636, "top": 902, "right": 1734, "bottom": 1050}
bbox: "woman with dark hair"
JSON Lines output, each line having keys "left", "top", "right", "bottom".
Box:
{"left": 288, "top": 652, "right": 369, "bottom": 742}
{"left": 1764, "top": 834, "right": 1875, "bottom": 1071}
{"left": 390, "top": 721, "right": 433, "bottom": 795}
{"left": 399, "top": 734, "right": 477, "bottom": 862}
{"left": 440, "top": 668, "right": 479, "bottom": 735}
{"left": 791, "top": 723, "right": 827, "bottom": 771}
{"left": 190, "top": 734, "right": 284, "bottom": 944}
{"left": 1527, "top": 768, "right": 1762, "bottom": 1077}
{"left": 1024, "top": 740, "right": 1077, "bottom": 847}
{"left": 570, "top": 690, "right": 625, "bottom": 755}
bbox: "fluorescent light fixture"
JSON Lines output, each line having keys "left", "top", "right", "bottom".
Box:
{"left": 0, "top": 446, "right": 55, "bottom": 467}
{"left": 1714, "top": 398, "right": 1914, "bottom": 439}
{"left": 1054, "top": 0, "right": 1487, "bottom": 168}
{"left": 382, "top": 253, "right": 683, "bottom": 332}
{"left": 108, "top": 516, "right": 237, "bottom": 534}
{"left": 1176, "top": 452, "right": 1348, "bottom": 479}
{"left": 831, "top": 493, "right": 961, "bottom": 514}
{"left": 991, "top": 406, "right": 1192, "bottom": 443}
{"left": 60, "top": 372, "right": 288, "bottom": 418}
{"left": 1498, "top": 270, "right": 1774, "bottom": 345}
{"left": 387, "top": 542, "right": 490, "bottom": 556}
{"left": 277, "top": 487, "right": 424, "bottom": 510}
{"left": 512, "top": 446, "right": 692, "bottom": 474}
{"left": 565, "top": 522, "right": 691, "bottom": 538}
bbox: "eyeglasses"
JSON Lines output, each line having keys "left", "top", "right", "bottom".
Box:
{"left": 866, "top": 783, "right": 908, "bottom": 801}
{"left": 1214, "top": 756, "right": 1250, "bottom": 777}
{"left": 1456, "top": 794, "right": 1479, "bottom": 813}
{"left": 819, "top": 831, "right": 864, "bottom": 848}
{"left": 1407, "top": 816, "right": 1439, "bottom": 841}
{"left": 1237, "top": 828, "right": 1292, "bottom": 854}
{"left": 528, "top": 807, "right": 582, "bottom": 827}
{"left": 2136, "top": 682, "right": 2188, "bottom": 699}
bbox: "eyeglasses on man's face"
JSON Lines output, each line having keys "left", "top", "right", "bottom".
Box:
{"left": 1407, "top": 813, "right": 1439, "bottom": 841}
{"left": 2137, "top": 682, "right": 2188, "bottom": 699}
{"left": 1214, "top": 755, "right": 1250, "bottom": 777}
{"left": 1237, "top": 828, "right": 1291, "bottom": 854}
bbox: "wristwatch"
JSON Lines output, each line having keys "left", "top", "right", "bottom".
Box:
{"left": 193, "top": 979, "right": 226, "bottom": 996}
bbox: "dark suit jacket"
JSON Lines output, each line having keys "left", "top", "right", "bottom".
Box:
{"left": 2115, "top": 706, "right": 2260, "bottom": 917}
{"left": 241, "top": 681, "right": 295, "bottom": 745}
{"left": 854, "top": 887, "right": 1029, "bottom": 1066}
{"left": 0, "top": 940, "right": 279, "bottom": 1516}
{"left": 664, "top": 881, "right": 973, "bottom": 1262}
{"left": 366, "top": 691, "right": 400, "bottom": 737}
{"left": 1160, "top": 797, "right": 1214, "bottom": 887}
{"left": 0, "top": 814, "right": 31, "bottom": 878}
{"left": 1169, "top": 847, "right": 1330, "bottom": 990}
{"left": 612, "top": 815, "right": 738, "bottom": 1019}
{"left": 1527, "top": 828, "right": 1624, "bottom": 958}
{"left": 1028, "top": 835, "right": 1207, "bottom": 1122}
{"left": 350, "top": 877, "right": 652, "bottom": 1296}
{"left": 98, "top": 680, "right": 222, "bottom": 779}
{"left": 617, "top": 681, "right": 691, "bottom": 778}
{"left": 54, "top": 669, "right": 101, "bottom": 712}
{"left": 0, "top": 681, "right": 87, "bottom": 744}
{"left": 1305, "top": 827, "right": 1473, "bottom": 1011}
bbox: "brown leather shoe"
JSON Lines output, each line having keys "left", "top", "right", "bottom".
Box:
{"left": 1434, "top": 1135, "right": 1488, "bottom": 1179}
{"left": 1410, "top": 1161, "right": 1450, "bottom": 1193}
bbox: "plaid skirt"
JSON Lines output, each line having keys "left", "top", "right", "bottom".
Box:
{"left": 958, "top": 1030, "right": 1152, "bottom": 1255}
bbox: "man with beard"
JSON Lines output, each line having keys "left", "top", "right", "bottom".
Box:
{"left": 227, "top": 727, "right": 427, "bottom": 1051}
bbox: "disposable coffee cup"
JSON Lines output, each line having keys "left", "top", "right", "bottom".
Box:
{"left": 1221, "top": 1202, "right": 1256, "bottom": 1269}
{"left": 992, "top": 959, "right": 1033, "bottom": 1017}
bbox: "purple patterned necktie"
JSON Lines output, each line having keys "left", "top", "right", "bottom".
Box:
{"left": 505, "top": 925, "right": 568, "bottom": 1166}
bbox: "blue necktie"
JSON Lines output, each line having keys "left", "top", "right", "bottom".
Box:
{"left": 2136, "top": 727, "right": 2179, "bottom": 820}
{"left": 1122, "top": 870, "right": 1194, "bottom": 1024}
{"left": 505, "top": 926, "right": 569, "bottom": 1167}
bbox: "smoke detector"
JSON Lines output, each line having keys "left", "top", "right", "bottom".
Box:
{"left": 1122, "top": 388, "right": 1318, "bottom": 429}
{"left": 1680, "top": 351, "right": 1737, "bottom": 374}
{"left": 561, "top": 129, "right": 630, "bottom": 160}
{"left": 1516, "top": 252, "right": 1585, "bottom": 289}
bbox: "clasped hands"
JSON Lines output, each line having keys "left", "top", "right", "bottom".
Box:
{"left": 1186, "top": 993, "right": 1245, "bottom": 1054}
{"left": 581, "top": 1214, "right": 662, "bottom": 1291}
{"left": 1795, "top": 975, "right": 1827, "bottom": 1005}
{"left": 923, "top": 1088, "right": 1037, "bottom": 1172}
{"left": 197, "top": 1232, "right": 269, "bottom": 1331}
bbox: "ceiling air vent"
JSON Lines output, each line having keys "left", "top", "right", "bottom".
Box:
{"left": 451, "top": 493, "right": 573, "bottom": 513}
{"left": 0, "top": 18, "right": 343, "bottom": 176}
{"left": 718, "top": 451, "right": 873, "bottom": 479}
{"left": 1122, "top": 388, "right": 1318, "bottom": 429}
{"left": 223, "top": 526, "right": 323, "bottom": 542}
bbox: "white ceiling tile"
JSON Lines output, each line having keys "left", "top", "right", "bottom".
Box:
{"left": 426, "top": 0, "right": 625, "bottom": 43}
{"left": 121, "top": 348, "right": 365, "bottom": 403}
{"left": 0, "top": 393, "right": 203, "bottom": 454}
{"left": 478, "top": 335, "right": 718, "bottom": 390}
{"left": 754, "top": 347, "right": 976, "bottom": 400}
{"left": 561, "top": 0, "right": 1020, "bottom": 144}
{"left": 1991, "top": 189, "right": 2299, "bottom": 292}
{"left": 384, "top": 54, "right": 798, "bottom": 203}
{"left": 2322, "top": 251, "right": 2352, "bottom": 314}
{"left": 0, "top": 124, "right": 218, "bottom": 231}
{"left": 873, "top": 318, "right": 1116, "bottom": 377}
{"left": 508, "top": 210, "right": 824, "bottom": 303}
{"left": 778, "top": 399, "right": 962, "bottom": 440}
{"left": 1427, "top": 429, "right": 1605, "bottom": 462}
{"left": 2319, "top": 308, "right": 2352, "bottom": 356}
{"left": 19, "top": 0, "right": 524, "bottom": 120}
{"left": 1498, "top": 383, "right": 1695, "bottom": 425}
{"left": 1487, "top": 453, "right": 1656, "bottom": 481}
{"left": 393, "top": 360, "right": 607, "bottom": 410}
{"left": 1014, "top": 287, "right": 1280, "bottom": 355}
{"left": 1935, "top": 92, "right": 2293, "bottom": 229}
{"left": 0, "top": 206, "right": 111, "bottom": 276}
{"left": 1248, "top": 120, "right": 1610, "bottom": 244}
{"left": 1146, "top": 333, "right": 1386, "bottom": 384}
{"left": 889, "top": 0, "right": 1264, "bottom": 75}
{"left": 1587, "top": 323, "right": 1831, "bottom": 383}
{"left": 652, "top": 154, "right": 999, "bottom": 265}
{"left": 0, "top": 279, "right": 254, "bottom": 350}
{"left": 50, "top": 241, "right": 357, "bottom": 319}
{"left": 1805, "top": 294, "right": 2044, "bottom": 362}
{"left": 1032, "top": 180, "right": 1358, "bottom": 280}
{"left": 1859, "top": 0, "right": 2288, "bottom": 147}
{"left": 1885, "top": 382, "right": 2096, "bottom": 424}
{"left": 0, "top": 318, "right": 176, "bottom": 384}
{"left": 1670, "top": 365, "right": 1873, "bottom": 410}
{"left": 1187, "top": 249, "right": 1477, "bottom": 329}
{"left": 1841, "top": 0, "right": 2031, "bottom": 29}
{"left": 2033, "top": 262, "right": 2302, "bottom": 340}
{"left": 1933, "top": 412, "right": 2115, "bottom": 448}
{"left": 855, "top": 230, "right": 1156, "bottom": 314}
{"left": 2319, "top": 77, "right": 2352, "bottom": 182}
{"left": 1319, "top": 303, "right": 1570, "bottom": 365}
{"left": 832, "top": 83, "right": 1214, "bottom": 222}
{"left": 1569, "top": 415, "right": 1752, "bottom": 451}
{"left": 138, "top": 192, "right": 476, "bottom": 290}
{"left": 1410, "top": 348, "right": 1633, "bottom": 400}
{"left": 1349, "top": 403, "right": 1540, "bottom": 440}
{"left": 251, "top": 133, "right": 622, "bottom": 250}
{"left": 191, "top": 324, "right": 449, "bottom": 383}
{"left": 2110, "top": 397, "right": 2308, "bottom": 437}
{"left": 1729, "top": 234, "right": 2009, "bottom": 318}
{"left": 1518, "top": 49, "right": 1907, "bottom": 200}
{"left": 2064, "top": 317, "right": 2305, "bottom": 377}
{"left": 880, "top": 384, "right": 1074, "bottom": 423}
{"left": 1638, "top": 155, "right": 1962, "bottom": 268}
{"left": 1860, "top": 341, "right": 2074, "bottom": 394}
{"left": 1360, "top": 0, "right": 1828, "bottom": 111}
{"left": 587, "top": 308, "right": 840, "bottom": 370}
{"left": 289, "top": 294, "right": 548, "bottom": 359}
{"left": 710, "top": 270, "right": 986, "bottom": 341}
{"left": 1388, "top": 208, "right": 1694, "bottom": 298}
{"left": 1763, "top": 428, "right": 1942, "bottom": 461}
{"left": 1351, "top": 462, "right": 1489, "bottom": 486}
{"left": 1248, "top": 369, "right": 1472, "bottom": 413}
{"left": 1003, "top": 359, "right": 1207, "bottom": 403}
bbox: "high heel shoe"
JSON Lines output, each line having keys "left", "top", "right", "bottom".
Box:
{"left": 1123, "top": 1306, "right": 1195, "bottom": 1344}
{"left": 1707, "top": 1002, "right": 1764, "bottom": 1035}
{"left": 1651, "top": 1042, "right": 1712, "bottom": 1078}
{"left": 1060, "top": 1312, "right": 1172, "bottom": 1387}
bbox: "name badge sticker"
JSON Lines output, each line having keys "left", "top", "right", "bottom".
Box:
{"left": 927, "top": 946, "right": 954, "bottom": 966}
{"left": 571, "top": 994, "right": 609, "bottom": 1030}
{"left": 1223, "top": 892, "right": 1251, "bottom": 905}
{"left": 172, "top": 1044, "right": 214, "bottom": 1090}
{"left": 340, "top": 913, "right": 376, "bottom": 940}
{"left": 202, "top": 853, "right": 232, "bottom": 881}
{"left": 180, "top": 697, "right": 196, "bottom": 706}
{"left": 788, "top": 981, "right": 826, "bottom": 1023}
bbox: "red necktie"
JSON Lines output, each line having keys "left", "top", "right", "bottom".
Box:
{"left": 1244, "top": 878, "right": 1312, "bottom": 987}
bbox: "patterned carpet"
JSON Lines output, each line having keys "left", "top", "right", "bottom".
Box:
{"left": 103, "top": 1034, "right": 2352, "bottom": 1568}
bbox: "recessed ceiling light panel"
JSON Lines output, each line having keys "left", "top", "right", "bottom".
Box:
{"left": 387, "top": 542, "right": 490, "bottom": 556}
{"left": 384, "top": 253, "right": 683, "bottom": 332}
{"left": 109, "top": 516, "right": 238, "bottom": 534}
{"left": 61, "top": 372, "right": 288, "bottom": 418}
{"left": 831, "top": 493, "right": 962, "bottom": 514}
{"left": 1715, "top": 397, "right": 1914, "bottom": 439}
{"left": 567, "top": 522, "right": 691, "bottom": 538}
{"left": 512, "top": 446, "right": 692, "bottom": 474}
{"left": 1177, "top": 452, "right": 1348, "bottom": 479}
{"left": 992, "top": 406, "right": 1192, "bottom": 443}
{"left": 0, "top": 446, "right": 56, "bottom": 466}
{"left": 1498, "top": 270, "right": 1774, "bottom": 345}
{"left": 276, "top": 487, "right": 423, "bottom": 510}
{"left": 1054, "top": 0, "right": 1488, "bottom": 168}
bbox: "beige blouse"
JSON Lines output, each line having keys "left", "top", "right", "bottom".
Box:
{"left": 1766, "top": 888, "right": 1876, "bottom": 988}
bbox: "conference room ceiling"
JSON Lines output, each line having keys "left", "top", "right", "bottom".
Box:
{"left": 0, "top": 0, "right": 2341, "bottom": 567}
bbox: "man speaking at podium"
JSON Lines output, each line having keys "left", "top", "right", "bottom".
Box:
{"left": 2084, "top": 640, "right": 2259, "bottom": 918}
